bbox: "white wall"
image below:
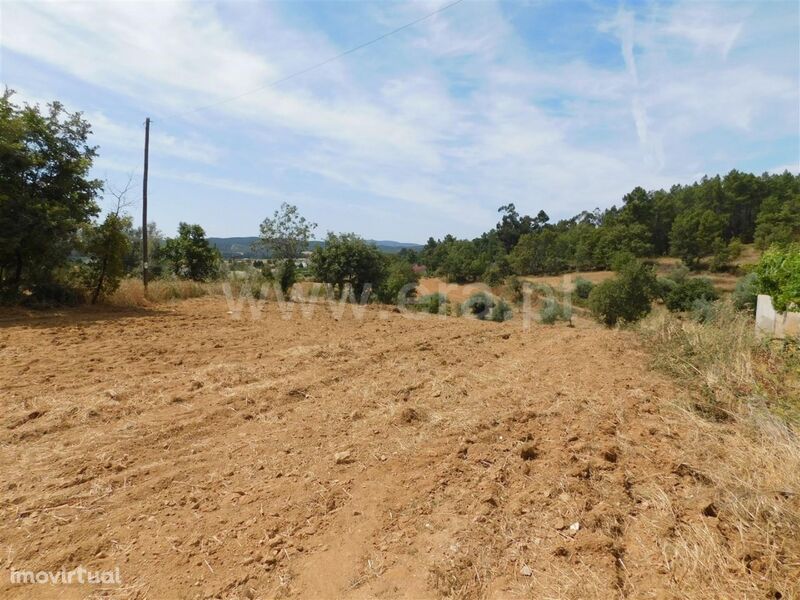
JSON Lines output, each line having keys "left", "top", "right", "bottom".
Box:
{"left": 755, "top": 295, "right": 800, "bottom": 339}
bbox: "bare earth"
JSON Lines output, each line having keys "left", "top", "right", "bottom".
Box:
{"left": 0, "top": 297, "right": 791, "bottom": 599}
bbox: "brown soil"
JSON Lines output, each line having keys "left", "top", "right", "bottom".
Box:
{"left": 0, "top": 298, "right": 793, "bottom": 599}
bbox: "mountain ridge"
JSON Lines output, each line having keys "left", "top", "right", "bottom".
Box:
{"left": 208, "top": 236, "right": 423, "bottom": 258}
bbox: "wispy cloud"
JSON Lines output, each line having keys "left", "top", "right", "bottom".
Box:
{"left": 1, "top": 0, "right": 796, "bottom": 239}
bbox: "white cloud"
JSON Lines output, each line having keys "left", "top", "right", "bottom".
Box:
{"left": 1, "top": 0, "right": 797, "bottom": 238}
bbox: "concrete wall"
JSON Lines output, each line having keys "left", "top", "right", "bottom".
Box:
{"left": 755, "top": 294, "right": 800, "bottom": 339}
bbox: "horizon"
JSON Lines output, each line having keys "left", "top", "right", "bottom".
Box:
{"left": 2, "top": 0, "right": 798, "bottom": 241}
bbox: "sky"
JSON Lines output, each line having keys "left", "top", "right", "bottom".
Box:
{"left": 1, "top": 0, "right": 798, "bottom": 243}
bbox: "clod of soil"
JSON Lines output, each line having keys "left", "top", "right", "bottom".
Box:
{"left": 519, "top": 442, "right": 538, "bottom": 461}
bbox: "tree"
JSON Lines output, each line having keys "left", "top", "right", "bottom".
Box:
{"left": 588, "top": 259, "right": 657, "bottom": 326}
{"left": 84, "top": 178, "right": 133, "bottom": 304}
{"left": 255, "top": 203, "right": 316, "bottom": 260}
{"left": 376, "top": 257, "right": 419, "bottom": 304}
{"left": 255, "top": 203, "right": 316, "bottom": 295}
{"left": 508, "top": 229, "right": 569, "bottom": 275}
{"left": 754, "top": 244, "right": 800, "bottom": 312}
{"left": 754, "top": 195, "right": 800, "bottom": 250}
{"left": 310, "top": 233, "right": 385, "bottom": 298}
{"left": 669, "top": 209, "right": 724, "bottom": 268}
{"left": 0, "top": 90, "right": 102, "bottom": 296}
{"left": 664, "top": 278, "right": 718, "bottom": 312}
{"left": 162, "top": 223, "right": 220, "bottom": 281}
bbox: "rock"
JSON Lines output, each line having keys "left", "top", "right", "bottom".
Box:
{"left": 334, "top": 450, "right": 352, "bottom": 464}
{"left": 520, "top": 565, "right": 533, "bottom": 577}
{"left": 569, "top": 521, "right": 580, "bottom": 534}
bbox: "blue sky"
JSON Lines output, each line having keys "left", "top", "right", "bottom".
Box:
{"left": 1, "top": 0, "right": 798, "bottom": 242}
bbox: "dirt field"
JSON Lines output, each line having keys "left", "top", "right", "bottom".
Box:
{"left": 1, "top": 297, "right": 795, "bottom": 599}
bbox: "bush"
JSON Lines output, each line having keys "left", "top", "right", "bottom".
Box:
{"left": 489, "top": 298, "right": 512, "bottom": 322}
{"left": 416, "top": 293, "right": 446, "bottom": 315}
{"left": 162, "top": 223, "right": 221, "bottom": 281}
{"left": 508, "top": 276, "right": 523, "bottom": 303}
{"left": 462, "top": 293, "right": 511, "bottom": 322}
{"left": 23, "top": 281, "right": 87, "bottom": 307}
{"left": 589, "top": 260, "right": 657, "bottom": 326}
{"left": 482, "top": 263, "right": 505, "bottom": 287}
{"left": 753, "top": 244, "right": 800, "bottom": 312}
{"left": 573, "top": 277, "right": 593, "bottom": 300}
{"left": 666, "top": 264, "right": 690, "bottom": 283}
{"left": 377, "top": 259, "right": 419, "bottom": 304}
{"left": 665, "top": 278, "right": 718, "bottom": 312}
{"left": 310, "top": 233, "right": 385, "bottom": 298}
{"left": 655, "top": 276, "right": 678, "bottom": 301}
{"left": 540, "top": 299, "right": 571, "bottom": 324}
{"left": 464, "top": 292, "right": 492, "bottom": 320}
{"left": 690, "top": 298, "right": 718, "bottom": 323}
{"left": 732, "top": 272, "right": 758, "bottom": 312}
{"left": 710, "top": 238, "right": 743, "bottom": 272}
{"left": 276, "top": 260, "right": 296, "bottom": 295}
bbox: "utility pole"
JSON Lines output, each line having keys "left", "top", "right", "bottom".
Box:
{"left": 142, "top": 117, "right": 150, "bottom": 290}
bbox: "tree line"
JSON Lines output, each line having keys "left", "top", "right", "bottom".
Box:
{"left": 1, "top": 91, "right": 798, "bottom": 307}
{"left": 403, "top": 171, "right": 799, "bottom": 284}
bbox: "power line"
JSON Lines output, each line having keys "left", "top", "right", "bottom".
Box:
{"left": 160, "top": 0, "right": 465, "bottom": 121}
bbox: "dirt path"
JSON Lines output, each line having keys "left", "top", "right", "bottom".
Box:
{"left": 0, "top": 298, "right": 785, "bottom": 598}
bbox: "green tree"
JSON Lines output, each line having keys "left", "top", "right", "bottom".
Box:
{"left": 123, "top": 221, "right": 164, "bottom": 277}
{"left": 508, "top": 229, "right": 570, "bottom": 275}
{"left": 664, "top": 278, "right": 718, "bottom": 312}
{"left": 754, "top": 244, "right": 800, "bottom": 312}
{"left": 162, "top": 223, "right": 220, "bottom": 281}
{"left": 84, "top": 212, "right": 132, "bottom": 303}
{"left": 310, "top": 233, "right": 386, "bottom": 298}
{"left": 754, "top": 195, "right": 800, "bottom": 250}
{"left": 588, "top": 259, "right": 657, "bottom": 326}
{"left": 255, "top": 203, "right": 316, "bottom": 295}
{"left": 669, "top": 209, "right": 724, "bottom": 268}
{"left": 255, "top": 202, "right": 317, "bottom": 259}
{"left": 376, "top": 257, "right": 419, "bottom": 304}
{"left": 0, "top": 90, "right": 102, "bottom": 296}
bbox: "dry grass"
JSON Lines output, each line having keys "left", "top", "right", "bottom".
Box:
{"left": 639, "top": 302, "right": 800, "bottom": 598}
{"left": 641, "top": 302, "right": 800, "bottom": 421}
{"left": 107, "top": 278, "right": 215, "bottom": 306}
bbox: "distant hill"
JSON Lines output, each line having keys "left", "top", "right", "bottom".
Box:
{"left": 208, "top": 236, "right": 423, "bottom": 258}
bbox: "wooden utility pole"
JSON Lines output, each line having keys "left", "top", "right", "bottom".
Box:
{"left": 142, "top": 117, "right": 150, "bottom": 290}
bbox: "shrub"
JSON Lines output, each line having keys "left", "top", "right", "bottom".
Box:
{"left": 162, "top": 223, "right": 221, "bottom": 281}
{"left": 276, "top": 260, "right": 296, "bottom": 295}
{"left": 311, "top": 232, "right": 385, "bottom": 298}
{"left": 665, "top": 278, "right": 718, "bottom": 312}
{"left": 655, "top": 276, "right": 678, "bottom": 301}
{"left": 753, "top": 244, "right": 800, "bottom": 312}
{"left": 461, "top": 293, "right": 512, "bottom": 322}
{"left": 416, "top": 293, "right": 446, "bottom": 315}
{"left": 377, "top": 259, "right": 419, "bottom": 304}
{"left": 732, "top": 272, "right": 758, "bottom": 312}
{"left": 589, "top": 260, "right": 657, "bottom": 326}
{"left": 710, "top": 238, "right": 743, "bottom": 272}
{"left": 23, "top": 281, "right": 87, "bottom": 307}
{"left": 573, "top": 277, "right": 593, "bottom": 300}
{"left": 464, "top": 292, "right": 492, "bottom": 320}
{"left": 690, "top": 298, "right": 718, "bottom": 323}
{"left": 489, "top": 298, "right": 512, "bottom": 322}
{"left": 666, "top": 264, "right": 690, "bottom": 283}
{"left": 482, "top": 263, "right": 505, "bottom": 287}
{"left": 540, "top": 299, "right": 571, "bottom": 324}
{"left": 508, "top": 276, "right": 523, "bottom": 303}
